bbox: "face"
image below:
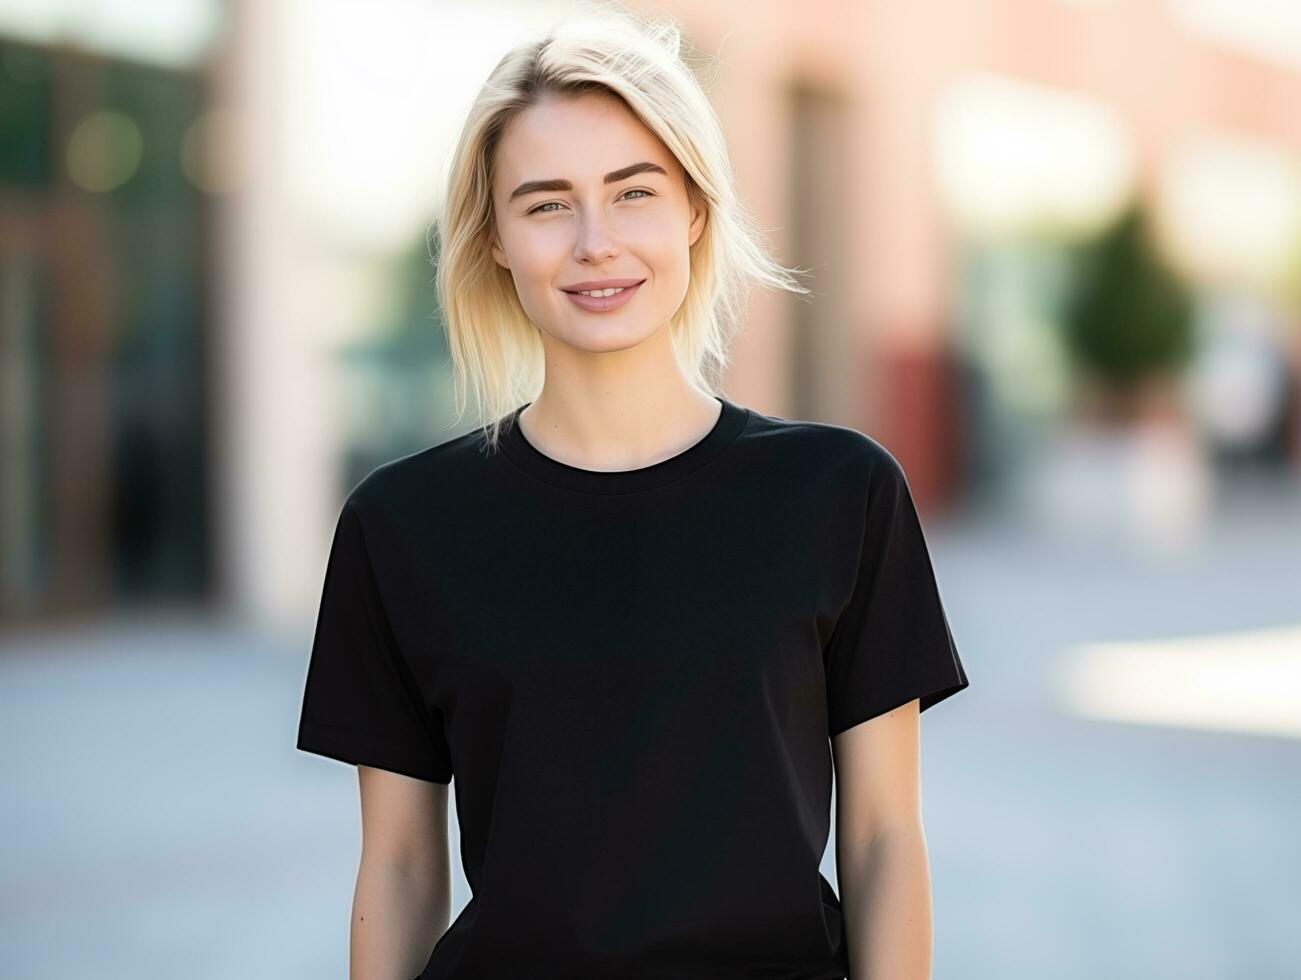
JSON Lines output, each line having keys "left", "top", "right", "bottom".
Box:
{"left": 490, "top": 91, "right": 707, "bottom": 353}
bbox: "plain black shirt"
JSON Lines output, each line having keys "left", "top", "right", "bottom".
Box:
{"left": 296, "top": 395, "right": 970, "bottom": 979}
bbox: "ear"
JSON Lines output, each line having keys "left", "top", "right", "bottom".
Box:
{"left": 491, "top": 237, "right": 510, "bottom": 270}
{"left": 487, "top": 204, "right": 511, "bottom": 268}
{"left": 687, "top": 195, "right": 707, "bottom": 248}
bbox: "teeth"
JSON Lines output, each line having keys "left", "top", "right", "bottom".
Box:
{"left": 577, "top": 286, "right": 627, "bottom": 297}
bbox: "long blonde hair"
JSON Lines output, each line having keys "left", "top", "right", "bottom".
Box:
{"left": 431, "top": 1, "right": 809, "bottom": 449}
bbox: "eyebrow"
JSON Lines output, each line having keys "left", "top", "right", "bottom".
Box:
{"left": 507, "top": 161, "right": 669, "bottom": 202}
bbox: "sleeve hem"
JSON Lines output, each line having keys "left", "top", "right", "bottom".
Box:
{"left": 828, "top": 674, "right": 970, "bottom": 738}
{"left": 297, "top": 721, "right": 453, "bottom": 784}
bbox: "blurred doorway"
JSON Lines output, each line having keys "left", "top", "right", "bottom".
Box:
{"left": 787, "top": 81, "right": 855, "bottom": 423}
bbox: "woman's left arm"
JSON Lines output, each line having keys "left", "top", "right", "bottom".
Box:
{"left": 832, "top": 697, "right": 934, "bottom": 980}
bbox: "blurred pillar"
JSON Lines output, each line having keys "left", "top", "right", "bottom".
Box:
{"left": 210, "top": 0, "right": 340, "bottom": 627}
{"left": 47, "top": 197, "right": 113, "bottom": 610}
{"left": 854, "top": 30, "right": 965, "bottom": 513}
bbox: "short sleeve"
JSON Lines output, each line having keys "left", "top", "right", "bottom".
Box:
{"left": 296, "top": 498, "right": 454, "bottom": 783}
{"left": 823, "top": 449, "right": 970, "bottom": 736}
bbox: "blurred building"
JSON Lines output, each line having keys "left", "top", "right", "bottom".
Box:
{"left": 0, "top": 18, "right": 218, "bottom": 625}
{"left": 1, "top": 0, "right": 1298, "bottom": 629}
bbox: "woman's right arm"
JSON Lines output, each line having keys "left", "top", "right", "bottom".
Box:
{"left": 350, "top": 766, "right": 453, "bottom": 980}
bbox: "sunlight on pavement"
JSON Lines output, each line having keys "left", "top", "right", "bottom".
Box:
{"left": 1057, "top": 624, "right": 1301, "bottom": 739}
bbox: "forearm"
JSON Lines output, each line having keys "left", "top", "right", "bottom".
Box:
{"left": 350, "top": 855, "right": 450, "bottom": 980}
{"left": 839, "top": 827, "right": 934, "bottom": 980}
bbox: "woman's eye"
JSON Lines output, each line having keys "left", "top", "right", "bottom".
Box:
{"left": 528, "top": 188, "right": 653, "bottom": 215}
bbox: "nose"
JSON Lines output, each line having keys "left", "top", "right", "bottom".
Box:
{"left": 572, "top": 210, "right": 620, "bottom": 264}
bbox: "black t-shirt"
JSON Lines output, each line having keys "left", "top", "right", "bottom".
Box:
{"left": 296, "top": 396, "right": 969, "bottom": 980}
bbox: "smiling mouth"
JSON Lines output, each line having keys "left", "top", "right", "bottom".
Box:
{"left": 561, "top": 279, "right": 646, "bottom": 312}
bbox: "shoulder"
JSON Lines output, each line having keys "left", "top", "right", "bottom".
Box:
{"left": 343, "top": 425, "right": 491, "bottom": 527}
{"left": 739, "top": 404, "right": 906, "bottom": 488}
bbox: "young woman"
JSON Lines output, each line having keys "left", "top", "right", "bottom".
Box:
{"left": 296, "top": 6, "right": 970, "bottom": 979}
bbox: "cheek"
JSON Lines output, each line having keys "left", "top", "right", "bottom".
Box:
{"left": 502, "top": 228, "right": 565, "bottom": 282}
{"left": 625, "top": 213, "right": 688, "bottom": 265}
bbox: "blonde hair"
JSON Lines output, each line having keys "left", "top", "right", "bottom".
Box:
{"left": 431, "top": 1, "right": 809, "bottom": 449}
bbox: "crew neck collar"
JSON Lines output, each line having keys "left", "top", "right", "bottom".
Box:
{"left": 497, "top": 396, "right": 750, "bottom": 494}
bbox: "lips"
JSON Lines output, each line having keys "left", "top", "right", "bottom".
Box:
{"left": 562, "top": 279, "right": 645, "bottom": 313}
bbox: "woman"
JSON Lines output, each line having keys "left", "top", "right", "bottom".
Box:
{"left": 296, "top": 5, "right": 970, "bottom": 979}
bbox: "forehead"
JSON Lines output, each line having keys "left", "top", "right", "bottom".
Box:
{"left": 493, "top": 93, "right": 677, "bottom": 188}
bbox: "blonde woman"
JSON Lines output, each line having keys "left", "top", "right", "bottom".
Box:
{"left": 296, "top": 5, "right": 969, "bottom": 979}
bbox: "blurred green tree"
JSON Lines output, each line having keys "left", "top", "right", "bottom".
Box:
{"left": 1061, "top": 202, "right": 1195, "bottom": 422}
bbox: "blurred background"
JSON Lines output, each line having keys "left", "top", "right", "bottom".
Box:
{"left": 1, "top": 0, "right": 1299, "bottom": 977}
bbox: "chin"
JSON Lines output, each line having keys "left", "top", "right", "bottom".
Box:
{"left": 534, "top": 309, "right": 662, "bottom": 353}
{"left": 561, "top": 323, "right": 659, "bottom": 354}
